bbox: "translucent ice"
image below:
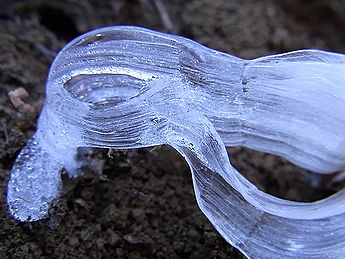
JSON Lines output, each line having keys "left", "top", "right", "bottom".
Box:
{"left": 7, "top": 26, "right": 345, "bottom": 258}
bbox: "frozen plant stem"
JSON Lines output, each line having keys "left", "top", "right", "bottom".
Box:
{"left": 7, "top": 26, "right": 345, "bottom": 259}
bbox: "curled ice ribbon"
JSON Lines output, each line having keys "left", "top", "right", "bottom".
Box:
{"left": 7, "top": 26, "right": 345, "bottom": 258}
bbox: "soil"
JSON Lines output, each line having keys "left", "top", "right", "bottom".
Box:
{"left": 1, "top": 0, "right": 345, "bottom": 258}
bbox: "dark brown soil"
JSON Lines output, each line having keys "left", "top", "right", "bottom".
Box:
{"left": 1, "top": 0, "right": 344, "bottom": 258}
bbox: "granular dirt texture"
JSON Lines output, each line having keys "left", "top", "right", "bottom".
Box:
{"left": 1, "top": 0, "right": 345, "bottom": 258}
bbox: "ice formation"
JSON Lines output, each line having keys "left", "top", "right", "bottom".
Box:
{"left": 7, "top": 26, "right": 345, "bottom": 258}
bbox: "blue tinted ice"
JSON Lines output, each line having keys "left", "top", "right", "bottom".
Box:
{"left": 7, "top": 26, "right": 345, "bottom": 258}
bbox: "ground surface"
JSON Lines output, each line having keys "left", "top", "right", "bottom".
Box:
{"left": 0, "top": 0, "right": 345, "bottom": 258}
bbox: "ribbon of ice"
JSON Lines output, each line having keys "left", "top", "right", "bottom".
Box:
{"left": 7, "top": 26, "right": 345, "bottom": 258}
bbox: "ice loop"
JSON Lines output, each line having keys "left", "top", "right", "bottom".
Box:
{"left": 7, "top": 26, "right": 345, "bottom": 258}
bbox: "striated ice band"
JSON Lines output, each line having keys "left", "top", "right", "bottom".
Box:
{"left": 7, "top": 26, "right": 345, "bottom": 258}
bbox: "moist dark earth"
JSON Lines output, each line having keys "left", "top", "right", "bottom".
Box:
{"left": 1, "top": 0, "right": 345, "bottom": 258}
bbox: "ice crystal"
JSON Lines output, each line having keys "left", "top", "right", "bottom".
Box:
{"left": 7, "top": 26, "right": 345, "bottom": 258}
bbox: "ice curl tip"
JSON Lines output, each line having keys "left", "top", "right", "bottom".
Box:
{"left": 7, "top": 26, "right": 345, "bottom": 258}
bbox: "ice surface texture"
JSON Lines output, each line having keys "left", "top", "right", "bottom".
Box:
{"left": 7, "top": 26, "right": 345, "bottom": 258}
